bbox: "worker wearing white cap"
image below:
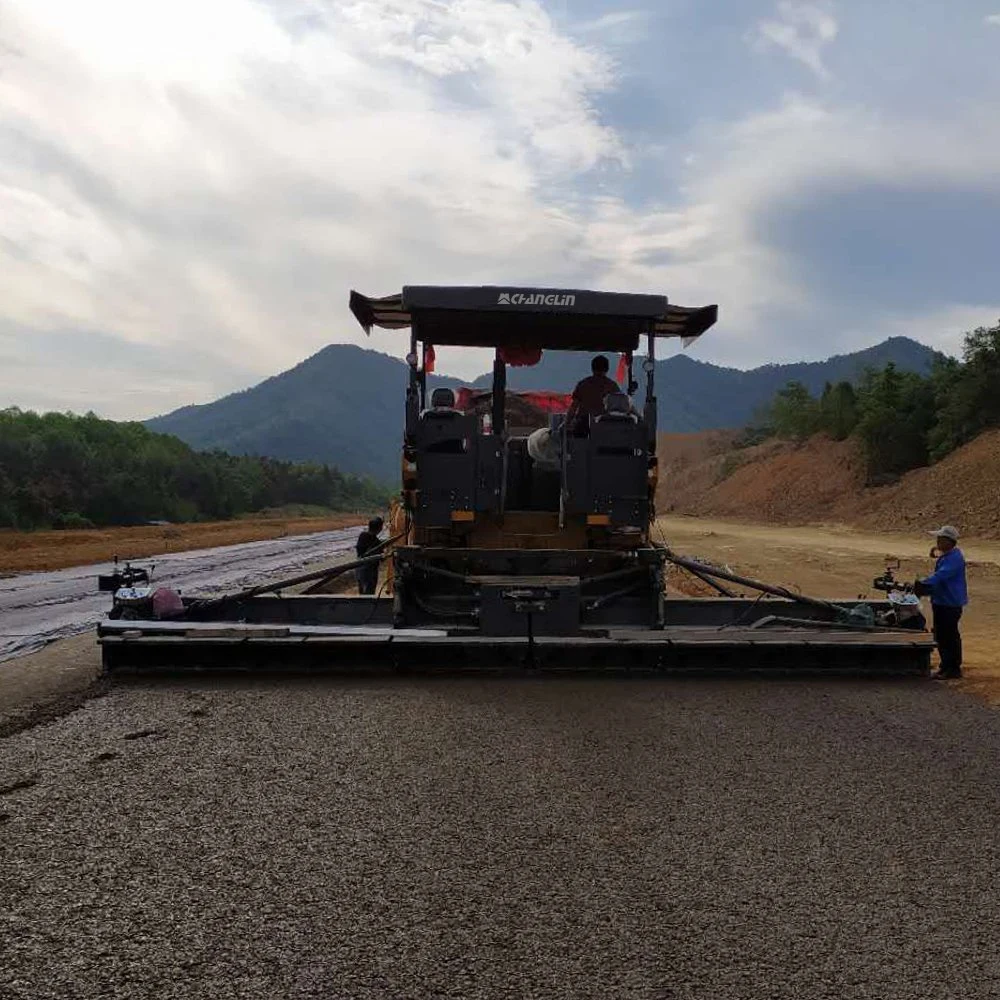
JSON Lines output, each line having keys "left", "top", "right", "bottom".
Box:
{"left": 915, "top": 526, "right": 968, "bottom": 679}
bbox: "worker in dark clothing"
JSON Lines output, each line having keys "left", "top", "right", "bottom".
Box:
{"left": 915, "top": 525, "right": 968, "bottom": 679}
{"left": 567, "top": 355, "right": 619, "bottom": 434}
{"left": 355, "top": 517, "right": 384, "bottom": 595}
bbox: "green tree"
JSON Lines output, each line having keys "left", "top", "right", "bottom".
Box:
{"left": 818, "top": 381, "right": 859, "bottom": 440}
{"left": 746, "top": 321, "right": 1000, "bottom": 480}
{"left": 767, "top": 381, "right": 820, "bottom": 441}
{"left": 854, "top": 363, "right": 935, "bottom": 479}
{"left": 0, "top": 408, "right": 389, "bottom": 530}
{"left": 928, "top": 320, "right": 1000, "bottom": 460}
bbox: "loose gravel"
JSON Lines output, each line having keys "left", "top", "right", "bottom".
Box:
{"left": 2, "top": 676, "right": 1000, "bottom": 999}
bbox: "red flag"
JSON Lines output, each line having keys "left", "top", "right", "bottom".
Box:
{"left": 424, "top": 344, "right": 436, "bottom": 374}
{"left": 615, "top": 352, "right": 629, "bottom": 385}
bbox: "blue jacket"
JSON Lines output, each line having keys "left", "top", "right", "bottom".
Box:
{"left": 922, "top": 547, "right": 968, "bottom": 607}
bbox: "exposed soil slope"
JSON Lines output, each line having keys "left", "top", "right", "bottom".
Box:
{"left": 848, "top": 430, "right": 1000, "bottom": 537}
{"left": 658, "top": 428, "right": 1000, "bottom": 539}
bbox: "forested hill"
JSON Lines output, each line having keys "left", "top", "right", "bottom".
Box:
{"left": 148, "top": 338, "right": 939, "bottom": 483}
{"left": 148, "top": 345, "right": 457, "bottom": 484}
{"left": 0, "top": 409, "right": 386, "bottom": 530}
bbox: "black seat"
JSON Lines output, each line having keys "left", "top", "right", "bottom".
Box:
{"left": 414, "top": 392, "right": 476, "bottom": 524}
{"left": 424, "top": 387, "right": 460, "bottom": 416}
{"left": 418, "top": 386, "right": 466, "bottom": 454}
{"left": 565, "top": 394, "right": 648, "bottom": 527}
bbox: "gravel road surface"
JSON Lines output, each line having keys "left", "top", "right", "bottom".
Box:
{"left": 3, "top": 676, "right": 1000, "bottom": 998}
{"left": 0, "top": 528, "right": 358, "bottom": 663}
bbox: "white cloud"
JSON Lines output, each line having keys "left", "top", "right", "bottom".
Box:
{"left": 575, "top": 10, "right": 651, "bottom": 45}
{"left": 985, "top": 14, "right": 1000, "bottom": 26}
{"left": 700, "top": 92, "right": 1000, "bottom": 307}
{"left": 0, "top": 0, "right": 625, "bottom": 404}
{"left": 2, "top": 0, "right": 1000, "bottom": 420}
{"left": 752, "top": 1, "right": 839, "bottom": 80}
{"left": 699, "top": 94, "right": 1000, "bottom": 205}
{"left": 568, "top": 92, "right": 1000, "bottom": 369}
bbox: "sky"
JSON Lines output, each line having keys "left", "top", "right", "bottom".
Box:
{"left": 2, "top": 0, "right": 1000, "bottom": 419}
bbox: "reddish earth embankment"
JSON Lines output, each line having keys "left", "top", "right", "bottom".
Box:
{"left": 658, "top": 428, "right": 1000, "bottom": 539}
{"left": 850, "top": 431, "right": 1000, "bottom": 537}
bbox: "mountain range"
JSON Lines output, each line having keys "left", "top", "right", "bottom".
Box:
{"left": 147, "top": 336, "right": 939, "bottom": 483}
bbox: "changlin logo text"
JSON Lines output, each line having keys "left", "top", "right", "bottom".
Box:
{"left": 497, "top": 292, "right": 576, "bottom": 307}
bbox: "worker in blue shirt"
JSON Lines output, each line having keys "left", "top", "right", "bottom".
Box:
{"left": 915, "top": 525, "right": 968, "bottom": 679}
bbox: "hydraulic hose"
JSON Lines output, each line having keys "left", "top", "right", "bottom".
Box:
{"left": 661, "top": 550, "right": 848, "bottom": 617}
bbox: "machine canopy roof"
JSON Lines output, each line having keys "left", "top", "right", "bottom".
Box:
{"left": 349, "top": 285, "right": 717, "bottom": 353}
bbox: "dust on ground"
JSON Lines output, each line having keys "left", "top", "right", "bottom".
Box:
{"left": 0, "top": 513, "right": 369, "bottom": 574}
{"left": 659, "top": 516, "right": 1000, "bottom": 705}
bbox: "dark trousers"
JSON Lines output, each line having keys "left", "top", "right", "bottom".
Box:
{"left": 356, "top": 564, "right": 379, "bottom": 596}
{"left": 932, "top": 604, "right": 963, "bottom": 675}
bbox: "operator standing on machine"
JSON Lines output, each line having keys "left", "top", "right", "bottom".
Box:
{"left": 915, "top": 525, "right": 968, "bottom": 680}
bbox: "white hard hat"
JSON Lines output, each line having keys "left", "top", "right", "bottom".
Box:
{"left": 929, "top": 525, "right": 960, "bottom": 541}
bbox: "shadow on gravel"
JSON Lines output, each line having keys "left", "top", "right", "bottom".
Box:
{"left": 0, "top": 676, "right": 111, "bottom": 741}
{"left": 0, "top": 776, "right": 40, "bottom": 795}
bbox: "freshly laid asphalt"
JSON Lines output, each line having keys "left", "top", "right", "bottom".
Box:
{"left": 2, "top": 675, "right": 1000, "bottom": 999}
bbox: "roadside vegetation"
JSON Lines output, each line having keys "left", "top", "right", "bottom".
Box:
{"left": 0, "top": 409, "right": 389, "bottom": 530}
{"left": 748, "top": 320, "right": 1000, "bottom": 482}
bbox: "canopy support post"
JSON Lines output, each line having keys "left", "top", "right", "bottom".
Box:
{"left": 419, "top": 339, "right": 429, "bottom": 410}
{"left": 405, "top": 331, "right": 420, "bottom": 439}
{"left": 492, "top": 350, "right": 506, "bottom": 437}
{"left": 644, "top": 328, "right": 657, "bottom": 450}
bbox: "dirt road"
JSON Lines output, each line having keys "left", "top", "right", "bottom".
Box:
{"left": 3, "top": 676, "right": 1000, "bottom": 999}
{"left": 0, "top": 527, "right": 359, "bottom": 664}
{"left": 660, "top": 515, "right": 1000, "bottom": 564}
{"left": 659, "top": 516, "right": 1000, "bottom": 704}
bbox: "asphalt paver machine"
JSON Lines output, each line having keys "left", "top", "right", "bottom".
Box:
{"left": 98, "top": 286, "right": 933, "bottom": 673}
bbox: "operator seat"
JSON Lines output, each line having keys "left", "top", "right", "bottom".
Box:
{"left": 577, "top": 391, "right": 648, "bottom": 527}
{"left": 414, "top": 386, "right": 480, "bottom": 526}
{"left": 595, "top": 392, "right": 636, "bottom": 422}
{"left": 427, "top": 387, "right": 460, "bottom": 414}
{"left": 420, "top": 387, "right": 467, "bottom": 454}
